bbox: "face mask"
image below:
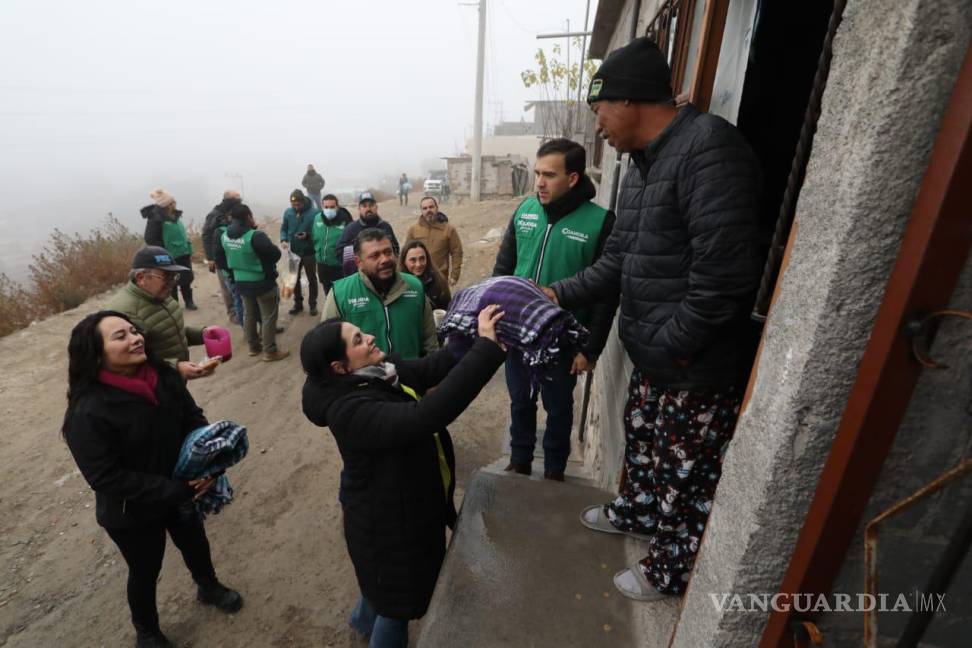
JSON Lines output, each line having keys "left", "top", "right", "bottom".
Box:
{"left": 323, "top": 208, "right": 337, "bottom": 219}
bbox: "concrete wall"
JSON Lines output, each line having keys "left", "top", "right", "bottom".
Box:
{"left": 671, "top": 1, "right": 972, "bottom": 646}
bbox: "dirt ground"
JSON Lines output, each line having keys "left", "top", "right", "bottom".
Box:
{"left": 0, "top": 194, "right": 523, "bottom": 647}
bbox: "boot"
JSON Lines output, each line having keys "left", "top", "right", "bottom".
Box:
{"left": 135, "top": 630, "right": 174, "bottom": 648}
{"left": 262, "top": 350, "right": 290, "bottom": 363}
{"left": 504, "top": 461, "right": 532, "bottom": 476}
{"left": 197, "top": 580, "right": 243, "bottom": 613}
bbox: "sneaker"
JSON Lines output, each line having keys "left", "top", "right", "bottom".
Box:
{"left": 308, "top": 307, "right": 318, "bottom": 317}
{"left": 503, "top": 461, "right": 531, "bottom": 476}
{"left": 543, "top": 469, "right": 565, "bottom": 482}
{"left": 248, "top": 348, "right": 263, "bottom": 357}
{"left": 184, "top": 302, "right": 199, "bottom": 311}
{"left": 135, "top": 631, "right": 174, "bottom": 648}
{"left": 579, "top": 505, "right": 652, "bottom": 540}
{"left": 613, "top": 564, "right": 673, "bottom": 602}
{"left": 288, "top": 305, "right": 303, "bottom": 315}
{"left": 197, "top": 581, "right": 243, "bottom": 613}
{"left": 262, "top": 350, "right": 290, "bottom": 362}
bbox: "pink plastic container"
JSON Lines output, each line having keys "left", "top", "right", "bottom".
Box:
{"left": 203, "top": 326, "right": 233, "bottom": 363}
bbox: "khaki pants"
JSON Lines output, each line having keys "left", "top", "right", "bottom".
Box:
{"left": 242, "top": 287, "right": 279, "bottom": 353}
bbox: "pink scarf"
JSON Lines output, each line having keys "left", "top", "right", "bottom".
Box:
{"left": 98, "top": 364, "right": 159, "bottom": 406}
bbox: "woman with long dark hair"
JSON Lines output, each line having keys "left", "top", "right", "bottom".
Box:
{"left": 399, "top": 239, "right": 451, "bottom": 310}
{"left": 62, "top": 310, "right": 241, "bottom": 648}
{"left": 301, "top": 306, "right": 506, "bottom": 648}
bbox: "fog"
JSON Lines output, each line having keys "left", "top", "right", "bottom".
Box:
{"left": 0, "top": 0, "right": 597, "bottom": 279}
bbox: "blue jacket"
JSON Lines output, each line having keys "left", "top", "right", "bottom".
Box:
{"left": 280, "top": 198, "right": 319, "bottom": 256}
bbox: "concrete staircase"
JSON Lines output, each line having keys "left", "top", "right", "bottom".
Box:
{"left": 417, "top": 457, "right": 681, "bottom": 647}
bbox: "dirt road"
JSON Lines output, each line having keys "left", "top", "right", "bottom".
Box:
{"left": 0, "top": 196, "right": 521, "bottom": 647}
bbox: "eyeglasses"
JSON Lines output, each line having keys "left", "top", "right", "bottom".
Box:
{"left": 146, "top": 271, "right": 180, "bottom": 283}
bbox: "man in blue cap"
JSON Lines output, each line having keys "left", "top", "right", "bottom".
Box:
{"left": 334, "top": 192, "right": 400, "bottom": 277}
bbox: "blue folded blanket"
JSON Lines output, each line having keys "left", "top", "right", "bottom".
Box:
{"left": 173, "top": 420, "right": 249, "bottom": 519}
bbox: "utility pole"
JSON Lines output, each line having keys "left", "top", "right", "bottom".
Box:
{"left": 574, "top": 0, "right": 592, "bottom": 136}
{"left": 471, "top": 0, "right": 486, "bottom": 202}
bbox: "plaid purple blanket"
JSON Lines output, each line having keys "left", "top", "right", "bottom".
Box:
{"left": 439, "top": 276, "right": 588, "bottom": 371}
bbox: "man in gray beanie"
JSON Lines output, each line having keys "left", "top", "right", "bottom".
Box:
{"left": 544, "top": 37, "right": 765, "bottom": 602}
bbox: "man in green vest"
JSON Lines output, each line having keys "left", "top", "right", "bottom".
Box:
{"left": 311, "top": 193, "right": 353, "bottom": 296}
{"left": 216, "top": 203, "right": 290, "bottom": 362}
{"left": 322, "top": 228, "right": 437, "bottom": 360}
{"left": 492, "top": 138, "right": 618, "bottom": 481}
{"left": 141, "top": 188, "right": 197, "bottom": 310}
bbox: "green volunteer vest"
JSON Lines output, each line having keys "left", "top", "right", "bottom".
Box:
{"left": 221, "top": 229, "right": 266, "bottom": 282}
{"left": 162, "top": 219, "right": 192, "bottom": 258}
{"left": 511, "top": 197, "right": 607, "bottom": 323}
{"left": 333, "top": 272, "right": 426, "bottom": 359}
{"left": 312, "top": 213, "right": 346, "bottom": 266}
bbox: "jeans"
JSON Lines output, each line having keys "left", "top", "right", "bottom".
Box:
{"left": 104, "top": 506, "right": 218, "bottom": 636}
{"left": 349, "top": 597, "right": 408, "bottom": 648}
{"left": 292, "top": 253, "right": 318, "bottom": 309}
{"left": 505, "top": 351, "right": 577, "bottom": 473}
{"left": 242, "top": 287, "right": 280, "bottom": 353}
{"left": 220, "top": 270, "right": 244, "bottom": 324}
{"left": 171, "top": 255, "right": 195, "bottom": 306}
{"left": 307, "top": 191, "right": 322, "bottom": 210}
{"left": 316, "top": 262, "right": 343, "bottom": 297}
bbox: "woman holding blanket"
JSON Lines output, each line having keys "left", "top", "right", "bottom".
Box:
{"left": 301, "top": 306, "right": 507, "bottom": 648}
{"left": 62, "top": 311, "right": 241, "bottom": 648}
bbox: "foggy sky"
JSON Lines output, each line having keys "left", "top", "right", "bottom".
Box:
{"left": 0, "top": 0, "right": 598, "bottom": 278}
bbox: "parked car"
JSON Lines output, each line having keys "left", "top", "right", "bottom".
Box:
{"left": 423, "top": 170, "right": 451, "bottom": 203}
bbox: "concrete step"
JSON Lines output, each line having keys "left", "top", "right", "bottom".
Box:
{"left": 417, "top": 468, "right": 680, "bottom": 647}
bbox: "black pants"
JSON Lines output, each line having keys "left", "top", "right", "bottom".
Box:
{"left": 105, "top": 507, "right": 217, "bottom": 635}
{"left": 293, "top": 253, "right": 318, "bottom": 309}
{"left": 316, "top": 262, "right": 343, "bottom": 297}
{"left": 171, "top": 255, "right": 195, "bottom": 305}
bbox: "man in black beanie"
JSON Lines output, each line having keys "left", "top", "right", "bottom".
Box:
{"left": 544, "top": 37, "right": 765, "bottom": 602}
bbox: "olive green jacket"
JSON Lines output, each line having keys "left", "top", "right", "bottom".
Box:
{"left": 107, "top": 282, "right": 204, "bottom": 365}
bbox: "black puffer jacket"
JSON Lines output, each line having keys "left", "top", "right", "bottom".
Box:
{"left": 302, "top": 338, "right": 506, "bottom": 620}
{"left": 553, "top": 105, "right": 764, "bottom": 389}
{"left": 64, "top": 364, "right": 206, "bottom": 530}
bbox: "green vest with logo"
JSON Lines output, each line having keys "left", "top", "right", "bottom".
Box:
{"left": 221, "top": 229, "right": 266, "bottom": 282}
{"left": 162, "top": 219, "right": 192, "bottom": 258}
{"left": 333, "top": 272, "right": 426, "bottom": 359}
{"left": 312, "top": 213, "right": 346, "bottom": 267}
{"left": 511, "top": 197, "right": 607, "bottom": 323}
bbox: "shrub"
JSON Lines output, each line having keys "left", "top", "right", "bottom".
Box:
{"left": 0, "top": 217, "right": 142, "bottom": 338}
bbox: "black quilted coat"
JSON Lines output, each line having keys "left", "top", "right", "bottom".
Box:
{"left": 302, "top": 338, "right": 506, "bottom": 619}
{"left": 553, "top": 105, "right": 764, "bottom": 389}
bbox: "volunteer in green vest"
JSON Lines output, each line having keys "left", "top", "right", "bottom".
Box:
{"left": 492, "top": 138, "right": 618, "bottom": 481}
{"left": 322, "top": 228, "right": 438, "bottom": 360}
{"left": 142, "top": 188, "right": 197, "bottom": 310}
{"left": 312, "top": 194, "right": 353, "bottom": 297}
{"left": 216, "top": 203, "right": 290, "bottom": 362}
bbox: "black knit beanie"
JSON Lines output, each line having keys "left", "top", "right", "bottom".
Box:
{"left": 587, "top": 37, "right": 673, "bottom": 104}
{"left": 290, "top": 189, "right": 306, "bottom": 203}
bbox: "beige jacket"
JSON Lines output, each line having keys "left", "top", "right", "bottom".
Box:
{"left": 404, "top": 217, "right": 463, "bottom": 283}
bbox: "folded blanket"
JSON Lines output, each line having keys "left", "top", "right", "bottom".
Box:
{"left": 439, "top": 276, "right": 588, "bottom": 372}
{"left": 173, "top": 420, "right": 249, "bottom": 519}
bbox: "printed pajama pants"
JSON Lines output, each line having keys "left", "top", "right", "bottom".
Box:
{"left": 604, "top": 369, "right": 742, "bottom": 595}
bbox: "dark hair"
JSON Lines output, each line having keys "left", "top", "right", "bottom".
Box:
{"left": 353, "top": 227, "right": 390, "bottom": 256}
{"left": 420, "top": 195, "right": 438, "bottom": 208}
{"left": 399, "top": 239, "right": 448, "bottom": 286}
{"left": 230, "top": 202, "right": 253, "bottom": 221}
{"left": 61, "top": 310, "right": 161, "bottom": 437}
{"left": 322, "top": 193, "right": 338, "bottom": 203}
{"left": 536, "top": 138, "right": 586, "bottom": 175}
{"left": 300, "top": 318, "right": 348, "bottom": 383}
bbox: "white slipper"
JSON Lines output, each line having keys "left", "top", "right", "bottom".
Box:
{"left": 579, "top": 505, "right": 652, "bottom": 541}
{"left": 613, "top": 564, "right": 671, "bottom": 602}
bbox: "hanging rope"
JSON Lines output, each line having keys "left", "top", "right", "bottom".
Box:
{"left": 751, "top": 0, "right": 849, "bottom": 321}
